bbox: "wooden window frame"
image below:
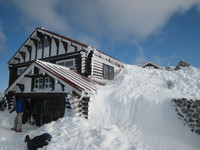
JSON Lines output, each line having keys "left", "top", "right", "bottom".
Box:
{"left": 34, "top": 77, "right": 53, "bottom": 90}
{"left": 34, "top": 77, "right": 43, "bottom": 90}
{"left": 56, "top": 58, "right": 75, "bottom": 69}
{"left": 103, "top": 64, "right": 114, "bottom": 80}
{"left": 44, "top": 77, "right": 53, "bottom": 89}
{"left": 17, "top": 67, "right": 27, "bottom": 75}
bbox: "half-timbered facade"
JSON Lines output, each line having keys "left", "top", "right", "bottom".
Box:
{"left": 5, "top": 27, "right": 124, "bottom": 126}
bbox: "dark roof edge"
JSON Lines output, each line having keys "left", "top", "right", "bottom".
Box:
{"left": 7, "top": 27, "right": 89, "bottom": 65}
{"left": 37, "top": 27, "right": 88, "bottom": 48}
{"left": 8, "top": 27, "right": 124, "bottom": 66}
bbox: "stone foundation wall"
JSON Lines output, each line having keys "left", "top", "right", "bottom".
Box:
{"left": 172, "top": 98, "right": 200, "bottom": 135}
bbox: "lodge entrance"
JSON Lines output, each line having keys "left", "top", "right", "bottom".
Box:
{"left": 21, "top": 93, "right": 66, "bottom": 126}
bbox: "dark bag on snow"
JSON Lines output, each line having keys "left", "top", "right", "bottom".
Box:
{"left": 24, "top": 133, "right": 52, "bottom": 150}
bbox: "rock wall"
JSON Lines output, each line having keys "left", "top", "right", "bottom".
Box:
{"left": 172, "top": 98, "right": 200, "bottom": 135}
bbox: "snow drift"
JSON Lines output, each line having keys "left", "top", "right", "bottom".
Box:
{"left": 0, "top": 65, "right": 200, "bottom": 150}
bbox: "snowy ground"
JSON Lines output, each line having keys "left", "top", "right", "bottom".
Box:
{"left": 0, "top": 65, "right": 200, "bottom": 150}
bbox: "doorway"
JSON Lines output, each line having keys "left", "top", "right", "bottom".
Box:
{"left": 22, "top": 95, "right": 65, "bottom": 126}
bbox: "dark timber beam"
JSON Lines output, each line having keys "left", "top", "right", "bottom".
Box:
{"left": 30, "top": 38, "right": 38, "bottom": 43}
{"left": 25, "top": 74, "right": 48, "bottom": 78}
{"left": 14, "top": 57, "right": 20, "bottom": 63}
{"left": 30, "top": 77, "right": 34, "bottom": 92}
{"left": 19, "top": 51, "right": 26, "bottom": 62}
{"left": 38, "top": 33, "right": 45, "bottom": 59}
{"left": 34, "top": 41, "right": 38, "bottom": 60}
{"left": 53, "top": 37, "right": 59, "bottom": 55}
{"left": 49, "top": 38, "right": 52, "bottom": 57}
{"left": 16, "top": 83, "right": 24, "bottom": 92}
{"left": 61, "top": 40, "right": 68, "bottom": 53}
{"left": 44, "top": 34, "right": 51, "bottom": 58}
{"left": 71, "top": 43, "right": 78, "bottom": 52}
{"left": 41, "top": 38, "right": 45, "bottom": 59}
{"left": 51, "top": 78, "right": 55, "bottom": 91}
{"left": 30, "top": 38, "right": 38, "bottom": 60}
{"left": 25, "top": 45, "right": 32, "bottom": 61}
{"left": 58, "top": 81, "right": 65, "bottom": 91}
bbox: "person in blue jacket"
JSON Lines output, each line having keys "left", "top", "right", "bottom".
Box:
{"left": 10, "top": 98, "right": 24, "bottom": 132}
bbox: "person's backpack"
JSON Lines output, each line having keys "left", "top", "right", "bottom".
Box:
{"left": 24, "top": 133, "right": 52, "bottom": 150}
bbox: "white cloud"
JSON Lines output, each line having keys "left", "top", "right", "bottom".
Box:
{"left": 151, "top": 54, "right": 178, "bottom": 66}
{"left": 133, "top": 47, "right": 148, "bottom": 64}
{"left": 59, "top": 0, "right": 200, "bottom": 42}
{"left": 133, "top": 46, "right": 178, "bottom": 66}
{"left": 12, "top": 0, "right": 200, "bottom": 43}
{"left": 12, "top": 0, "right": 71, "bottom": 34}
{"left": 77, "top": 34, "right": 101, "bottom": 50}
{"left": 0, "top": 26, "right": 6, "bottom": 52}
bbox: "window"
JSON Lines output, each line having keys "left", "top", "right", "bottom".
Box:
{"left": 34, "top": 78, "right": 43, "bottom": 89}
{"left": 17, "top": 67, "right": 27, "bottom": 75}
{"left": 103, "top": 65, "right": 109, "bottom": 79}
{"left": 44, "top": 77, "right": 52, "bottom": 89}
{"left": 34, "top": 77, "right": 53, "bottom": 90}
{"left": 56, "top": 59, "right": 75, "bottom": 68}
{"left": 103, "top": 64, "right": 114, "bottom": 80}
{"left": 108, "top": 66, "right": 114, "bottom": 79}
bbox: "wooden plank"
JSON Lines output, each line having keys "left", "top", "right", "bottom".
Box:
{"left": 92, "top": 73, "right": 103, "bottom": 77}
{"left": 93, "top": 67, "right": 103, "bottom": 72}
{"left": 92, "top": 60, "right": 102, "bottom": 65}
{"left": 92, "top": 61, "right": 102, "bottom": 66}
{"left": 24, "top": 74, "right": 48, "bottom": 78}
{"left": 92, "top": 69, "right": 102, "bottom": 74}
{"left": 92, "top": 72, "right": 103, "bottom": 77}
{"left": 92, "top": 64, "right": 102, "bottom": 70}
{"left": 14, "top": 92, "right": 67, "bottom": 97}
{"left": 57, "top": 68, "right": 96, "bottom": 91}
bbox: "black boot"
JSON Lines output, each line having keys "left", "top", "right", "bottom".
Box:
{"left": 24, "top": 135, "right": 30, "bottom": 143}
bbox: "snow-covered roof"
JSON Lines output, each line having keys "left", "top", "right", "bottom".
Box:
{"left": 35, "top": 60, "right": 97, "bottom": 93}
{"left": 6, "top": 60, "right": 98, "bottom": 95}
{"left": 138, "top": 62, "right": 160, "bottom": 69}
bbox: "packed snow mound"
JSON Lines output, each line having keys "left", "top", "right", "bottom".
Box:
{"left": 90, "top": 65, "right": 200, "bottom": 124}
{"left": 89, "top": 65, "right": 200, "bottom": 150}
{"left": 0, "top": 65, "right": 200, "bottom": 150}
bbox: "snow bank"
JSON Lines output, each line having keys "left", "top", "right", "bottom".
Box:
{"left": 89, "top": 65, "right": 200, "bottom": 150}
{"left": 0, "top": 65, "right": 200, "bottom": 150}
{"left": 0, "top": 111, "right": 37, "bottom": 150}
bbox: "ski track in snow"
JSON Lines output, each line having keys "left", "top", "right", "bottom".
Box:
{"left": 0, "top": 65, "right": 200, "bottom": 150}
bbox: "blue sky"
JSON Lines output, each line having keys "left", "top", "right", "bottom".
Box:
{"left": 0, "top": 0, "right": 200, "bottom": 92}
